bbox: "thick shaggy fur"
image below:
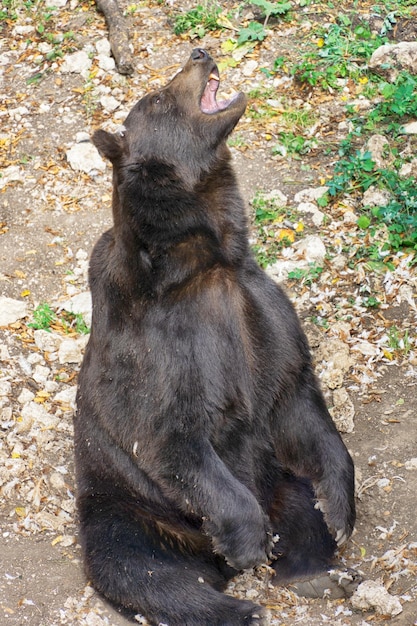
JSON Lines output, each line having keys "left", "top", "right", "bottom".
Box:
{"left": 75, "top": 48, "right": 355, "bottom": 625}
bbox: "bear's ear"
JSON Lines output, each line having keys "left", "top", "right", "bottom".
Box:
{"left": 92, "top": 129, "right": 126, "bottom": 164}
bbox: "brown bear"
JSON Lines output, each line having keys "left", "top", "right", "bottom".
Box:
{"left": 74, "top": 48, "right": 358, "bottom": 625}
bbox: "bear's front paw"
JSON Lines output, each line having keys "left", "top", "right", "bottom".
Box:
{"left": 208, "top": 509, "right": 273, "bottom": 571}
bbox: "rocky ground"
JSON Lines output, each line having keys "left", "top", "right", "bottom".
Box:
{"left": 1, "top": 1, "right": 417, "bottom": 624}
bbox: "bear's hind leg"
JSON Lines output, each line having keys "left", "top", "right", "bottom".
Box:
{"left": 268, "top": 473, "right": 361, "bottom": 598}
{"left": 77, "top": 493, "right": 265, "bottom": 626}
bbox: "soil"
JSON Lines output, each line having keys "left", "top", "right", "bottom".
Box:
{"left": 1, "top": 1, "right": 417, "bottom": 625}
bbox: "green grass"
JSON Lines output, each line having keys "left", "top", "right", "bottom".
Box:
{"left": 28, "top": 303, "right": 90, "bottom": 335}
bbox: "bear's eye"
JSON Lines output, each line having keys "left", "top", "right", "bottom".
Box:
{"left": 153, "top": 94, "right": 162, "bottom": 105}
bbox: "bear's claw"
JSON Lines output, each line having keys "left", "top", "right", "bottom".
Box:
{"left": 288, "top": 567, "right": 362, "bottom": 599}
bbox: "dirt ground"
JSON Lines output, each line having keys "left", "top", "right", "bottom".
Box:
{"left": 1, "top": 1, "right": 417, "bottom": 625}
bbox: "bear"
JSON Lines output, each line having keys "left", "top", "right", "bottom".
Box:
{"left": 74, "top": 48, "right": 358, "bottom": 625}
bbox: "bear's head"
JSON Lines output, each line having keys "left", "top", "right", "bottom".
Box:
{"left": 92, "top": 49, "right": 247, "bottom": 184}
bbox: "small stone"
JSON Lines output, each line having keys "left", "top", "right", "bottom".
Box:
{"left": 21, "top": 401, "right": 59, "bottom": 429}
{"left": 0, "top": 344, "right": 11, "bottom": 361}
{"left": 32, "top": 364, "right": 50, "bottom": 384}
{"left": 0, "top": 297, "right": 28, "bottom": 326}
{"left": 100, "top": 94, "right": 120, "bottom": 113}
{"left": 95, "top": 38, "right": 111, "bottom": 56}
{"left": 369, "top": 42, "right": 417, "bottom": 83}
{"left": 402, "top": 120, "right": 417, "bottom": 135}
{"left": 54, "top": 387, "right": 77, "bottom": 407}
{"left": 351, "top": 580, "right": 402, "bottom": 616}
{"left": 17, "top": 388, "right": 35, "bottom": 404}
{"left": 405, "top": 458, "right": 417, "bottom": 470}
{"left": 66, "top": 142, "right": 106, "bottom": 175}
{"left": 58, "top": 338, "right": 83, "bottom": 364}
{"left": 60, "top": 50, "right": 92, "bottom": 76}
{"left": 293, "top": 235, "right": 326, "bottom": 264}
{"left": 365, "top": 134, "right": 393, "bottom": 169}
{"left": 242, "top": 60, "right": 258, "bottom": 77}
{"left": 294, "top": 186, "right": 328, "bottom": 204}
{"left": 0, "top": 380, "right": 11, "bottom": 396}
{"left": 33, "top": 329, "right": 62, "bottom": 354}
{"left": 97, "top": 54, "right": 116, "bottom": 72}
{"left": 362, "top": 186, "right": 391, "bottom": 207}
{"left": 297, "top": 201, "right": 325, "bottom": 226}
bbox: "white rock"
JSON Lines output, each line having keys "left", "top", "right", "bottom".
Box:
{"left": 398, "top": 159, "right": 417, "bottom": 177}
{"left": 97, "top": 54, "right": 116, "bottom": 72}
{"left": 0, "top": 297, "right": 28, "bottom": 326}
{"left": 294, "top": 186, "right": 328, "bottom": 204}
{"left": 17, "top": 388, "right": 35, "bottom": 405}
{"left": 75, "top": 131, "right": 90, "bottom": 143}
{"left": 58, "top": 338, "right": 83, "bottom": 364}
{"left": 405, "top": 458, "right": 417, "bottom": 470}
{"left": 261, "top": 188, "right": 288, "bottom": 206}
{"left": 33, "top": 329, "right": 62, "bottom": 354}
{"left": 352, "top": 340, "right": 379, "bottom": 356}
{"left": 0, "top": 165, "right": 23, "bottom": 190}
{"left": 61, "top": 291, "right": 92, "bottom": 326}
{"left": 60, "top": 50, "right": 92, "bottom": 76}
{"left": 46, "top": 0, "right": 67, "bottom": 6}
{"left": 32, "top": 364, "right": 51, "bottom": 384}
{"left": 242, "top": 60, "right": 258, "bottom": 77}
{"left": 365, "top": 134, "right": 393, "bottom": 169}
{"left": 362, "top": 186, "right": 391, "bottom": 207}
{"left": 293, "top": 235, "right": 326, "bottom": 263}
{"left": 0, "top": 380, "right": 11, "bottom": 397}
{"left": 100, "top": 94, "right": 120, "bottom": 113}
{"left": 0, "top": 344, "right": 10, "bottom": 361}
{"left": 369, "top": 42, "right": 417, "bottom": 82}
{"left": 266, "top": 259, "right": 305, "bottom": 282}
{"left": 95, "top": 38, "right": 111, "bottom": 56}
{"left": 54, "top": 387, "right": 77, "bottom": 407}
{"left": 297, "top": 201, "right": 325, "bottom": 226}
{"left": 21, "top": 401, "right": 59, "bottom": 430}
{"left": 49, "top": 471, "right": 66, "bottom": 490}
{"left": 351, "top": 580, "right": 402, "bottom": 616}
{"left": 66, "top": 142, "right": 106, "bottom": 175}
{"left": 402, "top": 121, "right": 417, "bottom": 135}
{"left": 343, "top": 210, "right": 357, "bottom": 225}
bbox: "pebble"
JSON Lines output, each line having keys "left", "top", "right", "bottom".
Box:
{"left": 66, "top": 142, "right": 106, "bottom": 175}
{"left": 294, "top": 186, "right": 328, "bottom": 204}
{"left": 60, "top": 50, "right": 92, "bottom": 76}
{"left": 297, "top": 201, "right": 325, "bottom": 226}
{"left": 0, "top": 297, "right": 28, "bottom": 326}
{"left": 293, "top": 235, "right": 326, "bottom": 264}
{"left": 33, "top": 329, "right": 63, "bottom": 354}
{"left": 58, "top": 338, "right": 84, "bottom": 364}
{"left": 351, "top": 580, "right": 402, "bottom": 616}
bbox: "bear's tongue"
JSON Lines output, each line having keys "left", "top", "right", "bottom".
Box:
{"left": 200, "top": 72, "right": 222, "bottom": 114}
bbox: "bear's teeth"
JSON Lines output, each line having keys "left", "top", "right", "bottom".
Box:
{"left": 209, "top": 73, "right": 220, "bottom": 82}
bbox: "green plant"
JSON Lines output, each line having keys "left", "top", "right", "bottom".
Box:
{"left": 362, "top": 296, "right": 381, "bottom": 308}
{"left": 387, "top": 325, "right": 412, "bottom": 356}
{"left": 238, "top": 21, "right": 267, "bottom": 44}
{"left": 173, "top": 2, "right": 222, "bottom": 38}
{"left": 272, "top": 132, "right": 318, "bottom": 157}
{"left": 28, "top": 302, "right": 57, "bottom": 331}
{"left": 289, "top": 18, "right": 386, "bottom": 90}
{"left": 237, "top": 0, "right": 291, "bottom": 44}
{"left": 28, "top": 303, "right": 90, "bottom": 335}
{"left": 61, "top": 311, "right": 90, "bottom": 335}
{"left": 287, "top": 264, "right": 324, "bottom": 285}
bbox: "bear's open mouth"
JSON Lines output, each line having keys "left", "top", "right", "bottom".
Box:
{"left": 200, "top": 66, "right": 239, "bottom": 114}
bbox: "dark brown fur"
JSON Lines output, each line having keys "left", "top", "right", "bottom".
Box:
{"left": 74, "top": 49, "right": 355, "bottom": 625}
